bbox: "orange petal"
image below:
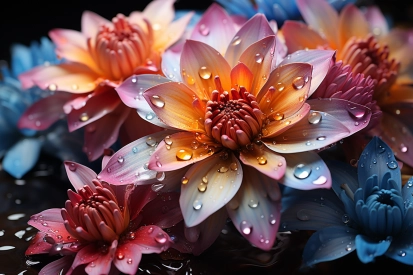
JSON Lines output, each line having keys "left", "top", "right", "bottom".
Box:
{"left": 377, "top": 84, "right": 413, "bottom": 106}
{"left": 239, "top": 144, "right": 286, "bottom": 180}
{"left": 338, "top": 4, "right": 370, "bottom": 48}
{"left": 180, "top": 40, "right": 232, "bottom": 99}
{"left": 257, "top": 62, "right": 312, "bottom": 117}
{"left": 143, "top": 82, "right": 206, "bottom": 132}
{"left": 281, "top": 21, "right": 328, "bottom": 53}
{"left": 142, "top": 0, "right": 175, "bottom": 28}
{"left": 230, "top": 63, "right": 253, "bottom": 92}
{"left": 148, "top": 132, "right": 221, "bottom": 171}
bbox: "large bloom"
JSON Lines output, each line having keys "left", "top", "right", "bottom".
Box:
{"left": 113, "top": 7, "right": 372, "bottom": 251}
{"left": 18, "top": 0, "right": 192, "bottom": 161}
{"left": 26, "top": 159, "right": 184, "bottom": 274}
{"left": 280, "top": 136, "right": 413, "bottom": 267}
{"left": 281, "top": 0, "right": 413, "bottom": 168}
{"left": 0, "top": 37, "right": 86, "bottom": 178}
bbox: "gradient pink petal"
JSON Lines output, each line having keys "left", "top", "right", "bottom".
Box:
{"left": 26, "top": 232, "right": 53, "bottom": 255}
{"left": 226, "top": 165, "right": 281, "bottom": 251}
{"left": 128, "top": 185, "right": 158, "bottom": 221}
{"left": 68, "top": 244, "right": 99, "bottom": 273}
{"left": 179, "top": 153, "right": 243, "bottom": 227}
{"left": 230, "top": 62, "right": 254, "bottom": 92}
{"left": 38, "top": 255, "right": 74, "bottom": 275}
{"left": 338, "top": 4, "right": 370, "bottom": 47}
{"left": 142, "top": 0, "right": 175, "bottom": 28}
{"left": 64, "top": 161, "right": 97, "bottom": 191}
{"left": 161, "top": 45, "right": 183, "bottom": 82}
{"left": 84, "top": 240, "right": 117, "bottom": 275}
{"left": 81, "top": 10, "right": 111, "bottom": 38}
{"left": 113, "top": 242, "right": 142, "bottom": 274}
{"left": 364, "top": 6, "right": 389, "bottom": 38}
{"left": 141, "top": 192, "right": 183, "bottom": 228}
{"left": 154, "top": 11, "right": 193, "bottom": 51}
{"left": 133, "top": 225, "right": 172, "bottom": 253}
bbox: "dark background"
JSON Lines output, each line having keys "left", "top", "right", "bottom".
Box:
{"left": 0, "top": 0, "right": 411, "bottom": 65}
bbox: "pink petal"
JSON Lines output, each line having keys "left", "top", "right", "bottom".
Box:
{"left": 68, "top": 244, "right": 100, "bottom": 274}
{"left": 239, "top": 35, "right": 276, "bottom": 94}
{"left": 338, "top": 4, "right": 370, "bottom": 47}
{"left": 97, "top": 130, "right": 177, "bottom": 186}
{"left": 230, "top": 62, "right": 253, "bottom": 91}
{"left": 83, "top": 104, "right": 131, "bottom": 161}
{"left": 141, "top": 192, "right": 183, "bottom": 228}
{"left": 257, "top": 62, "right": 312, "bottom": 117}
{"left": 84, "top": 241, "right": 117, "bottom": 275}
{"left": 132, "top": 225, "right": 172, "bottom": 254}
{"left": 113, "top": 242, "right": 142, "bottom": 274}
{"left": 277, "top": 151, "right": 332, "bottom": 190}
{"left": 81, "top": 11, "right": 111, "bottom": 38}
{"left": 297, "top": 0, "right": 340, "bottom": 48}
{"left": 161, "top": 46, "right": 183, "bottom": 82}
{"left": 142, "top": 0, "right": 175, "bottom": 28}
{"left": 239, "top": 144, "right": 286, "bottom": 180}
{"left": 148, "top": 131, "right": 221, "bottom": 171}
{"left": 225, "top": 14, "right": 275, "bottom": 68}
{"left": 39, "top": 255, "right": 74, "bottom": 275}
{"left": 143, "top": 81, "right": 206, "bottom": 132}
{"left": 179, "top": 153, "right": 243, "bottom": 226}
{"left": 279, "top": 49, "right": 336, "bottom": 96}
{"left": 18, "top": 93, "right": 72, "bottom": 130}
{"left": 180, "top": 40, "right": 231, "bottom": 100}
{"left": 64, "top": 161, "right": 97, "bottom": 191}
{"left": 226, "top": 165, "right": 281, "bottom": 250}
{"left": 190, "top": 3, "right": 237, "bottom": 55}
{"left": 128, "top": 185, "right": 157, "bottom": 221}
{"left": 19, "top": 63, "right": 99, "bottom": 93}
{"left": 281, "top": 20, "right": 329, "bottom": 53}
{"left": 363, "top": 6, "right": 389, "bottom": 38}
{"left": 26, "top": 232, "right": 53, "bottom": 255}
{"left": 185, "top": 207, "right": 228, "bottom": 255}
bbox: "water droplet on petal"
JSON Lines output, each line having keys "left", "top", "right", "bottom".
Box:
{"left": 316, "top": 136, "right": 326, "bottom": 141}
{"left": 273, "top": 113, "right": 284, "bottom": 121}
{"left": 155, "top": 172, "right": 165, "bottom": 181}
{"left": 342, "top": 214, "right": 350, "bottom": 224}
{"left": 387, "top": 161, "right": 398, "bottom": 169}
{"left": 198, "top": 66, "right": 212, "bottom": 79}
{"left": 218, "top": 166, "right": 229, "bottom": 173}
{"left": 193, "top": 200, "right": 202, "bottom": 210}
{"left": 69, "top": 163, "right": 76, "bottom": 171}
{"left": 255, "top": 53, "right": 263, "bottom": 63}
{"left": 155, "top": 232, "right": 167, "bottom": 244}
{"left": 313, "top": 176, "right": 327, "bottom": 185}
{"left": 146, "top": 137, "right": 157, "bottom": 147}
{"left": 248, "top": 199, "right": 259, "bottom": 208}
{"left": 345, "top": 246, "right": 352, "bottom": 251}
{"left": 232, "top": 36, "right": 241, "bottom": 46}
{"left": 127, "top": 258, "right": 133, "bottom": 264}
{"left": 297, "top": 209, "right": 310, "bottom": 221}
{"left": 269, "top": 215, "right": 276, "bottom": 225}
{"left": 181, "top": 176, "right": 189, "bottom": 184}
{"left": 229, "top": 162, "right": 238, "bottom": 171}
{"left": 292, "top": 76, "right": 305, "bottom": 90}
{"left": 145, "top": 112, "right": 155, "bottom": 120}
{"left": 48, "top": 83, "right": 57, "bottom": 91}
{"left": 79, "top": 113, "right": 89, "bottom": 122}
{"left": 257, "top": 156, "right": 267, "bottom": 165}
{"left": 398, "top": 250, "right": 406, "bottom": 257}
{"left": 400, "top": 143, "right": 408, "bottom": 153}
{"left": 293, "top": 164, "right": 312, "bottom": 179}
{"left": 164, "top": 136, "right": 173, "bottom": 145}
{"left": 150, "top": 95, "right": 165, "bottom": 108}
{"left": 117, "top": 156, "right": 124, "bottom": 164}
{"left": 117, "top": 252, "right": 124, "bottom": 260}
{"left": 347, "top": 105, "right": 366, "bottom": 119}
{"left": 240, "top": 221, "right": 253, "bottom": 235}
{"left": 132, "top": 147, "right": 138, "bottom": 153}
{"left": 275, "top": 82, "right": 285, "bottom": 92}
{"left": 198, "top": 183, "right": 207, "bottom": 192}
{"left": 308, "top": 112, "right": 322, "bottom": 124}
{"left": 176, "top": 149, "right": 193, "bottom": 161}
{"left": 198, "top": 24, "right": 210, "bottom": 36}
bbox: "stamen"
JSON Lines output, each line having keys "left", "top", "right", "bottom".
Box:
{"left": 341, "top": 183, "right": 355, "bottom": 201}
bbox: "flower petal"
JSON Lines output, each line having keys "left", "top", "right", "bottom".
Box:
{"left": 144, "top": 81, "right": 206, "bottom": 132}
{"left": 226, "top": 165, "right": 281, "bottom": 250}
{"left": 279, "top": 49, "right": 336, "bottom": 96}
{"left": 363, "top": 6, "right": 389, "bottom": 38}
{"left": 161, "top": 47, "right": 183, "bottom": 82}
{"left": 180, "top": 40, "right": 231, "bottom": 100}
{"left": 84, "top": 241, "right": 117, "bottom": 275}
{"left": 69, "top": 243, "right": 100, "bottom": 273}
{"left": 338, "top": 4, "right": 370, "bottom": 47}
{"left": 148, "top": 132, "right": 221, "bottom": 171}
{"left": 230, "top": 62, "right": 253, "bottom": 92}
{"left": 297, "top": 0, "right": 340, "bottom": 48}
{"left": 257, "top": 62, "right": 312, "bottom": 117}
{"left": 239, "top": 35, "right": 276, "bottom": 94}
{"left": 141, "top": 192, "right": 183, "bottom": 228}
{"left": 301, "top": 226, "right": 358, "bottom": 267}
{"left": 64, "top": 161, "right": 97, "bottom": 191}
{"left": 189, "top": 4, "right": 236, "bottom": 55}
{"left": 97, "top": 130, "right": 177, "bottom": 185}
{"left": 3, "top": 138, "right": 41, "bottom": 179}
{"left": 142, "top": 0, "right": 175, "bottom": 28}
{"left": 28, "top": 209, "right": 72, "bottom": 242}
{"left": 276, "top": 151, "right": 332, "bottom": 190}
{"left": 18, "top": 93, "right": 72, "bottom": 131}
{"left": 38, "top": 255, "right": 73, "bottom": 275}
{"left": 225, "top": 14, "right": 275, "bottom": 68}
{"left": 132, "top": 225, "right": 172, "bottom": 254}
{"left": 26, "top": 232, "right": 53, "bottom": 255}
{"left": 239, "top": 144, "right": 286, "bottom": 180}
{"left": 81, "top": 11, "right": 111, "bottom": 38}
{"left": 113, "top": 242, "right": 142, "bottom": 275}
{"left": 355, "top": 234, "right": 391, "bottom": 263}
{"left": 180, "top": 153, "right": 243, "bottom": 226}
{"left": 280, "top": 20, "right": 328, "bottom": 53}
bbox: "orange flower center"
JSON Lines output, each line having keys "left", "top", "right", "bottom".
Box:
{"left": 88, "top": 14, "right": 154, "bottom": 80}
{"left": 204, "top": 86, "right": 263, "bottom": 150}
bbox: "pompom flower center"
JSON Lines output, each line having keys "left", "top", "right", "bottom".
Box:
{"left": 62, "top": 179, "right": 130, "bottom": 243}
{"left": 88, "top": 13, "right": 154, "bottom": 80}
{"left": 204, "top": 86, "right": 263, "bottom": 150}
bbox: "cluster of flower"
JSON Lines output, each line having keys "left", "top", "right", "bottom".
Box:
{"left": 1, "top": 0, "right": 413, "bottom": 273}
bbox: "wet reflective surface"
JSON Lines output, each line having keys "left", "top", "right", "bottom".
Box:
{"left": 2, "top": 154, "right": 413, "bottom": 274}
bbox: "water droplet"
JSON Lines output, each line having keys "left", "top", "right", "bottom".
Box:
{"left": 198, "top": 24, "right": 210, "bottom": 36}
{"left": 191, "top": 140, "right": 199, "bottom": 149}
{"left": 345, "top": 246, "right": 352, "bottom": 251}
{"left": 293, "top": 164, "right": 312, "bottom": 179}
{"left": 117, "top": 156, "right": 124, "bottom": 164}
{"left": 232, "top": 36, "right": 241, "bottom": 46}
{"left": 155, "top": 232, "right": 167, "bottom": 244}
{"left": 127, "top": 258, "right": 133, "bottom": 264}
{"left": 218, "top": 166, "right": 229, "bottom": 173}
{"left": 186, "top": 75, "right": 195, "bottom": 85}
{"left": 257, "top": 156, "right": 267, "bottom": 165}
{"left": 198, "top": 183, "right": 207, "bottom": 192}
{"left": 193, "top": 200, "right": 203, "bottom": 210}
{"left": 273, "top": 113, "right": 284, "bottom": 121}
{"left": 164, "top": 136, "right": 173, "bottom": 145}
{"left": 248, "top": 199, "right": 259, "bottom": 208}
{"left": 198, "top": 66, "right": 212, "bottom": 79}
{"left": 292, "top": 76, "right": 305, "bottom": 90}
{"left": 347, "top": 105, "right": 366, "bottom": 119}
{"left": 308, "top": 112, "right": 322, "bottom": 124}
{"left": 387, "top": 161, "right": 398, "bottom": 169}
{"left": 398, "top": 250, "right": 406, "bottom": 257}
{"left": 147, "top": 227, "right": 154, "bottom": 234}
{"left": 342, "top": 214, "right": 350, "bottom": 224}
{"left": 107, "top": 167, "right": 111, "bottom": 173}
{"left": 69, "top": 163, "right": 76, "bottom": 171}
{"left": 150, "top": 95, "right": 165, "bottom": 108}
{"left": 79, "top": 113, "right": 89, "bottom": 122}
{"left": 316, "top": 136, "right": 326, "bottom": 141}
{"left": 181, "top": 176, "right": 189, "bottom": 184}
{"left": 240, "top": 221, "right": 253, "bottom": 235}
{"left": 275, "top": 82, "right": 285, "bottom": 92}
{"left": 132, "top": 147, "right": 138, "bottom": 153}
{"left": 176, "top": 149, "right": 193, "bottom": 161}
{"left": 313, "top": 176, "right": 327, "bottom": 185}
{"left": 400, "top": 144, "right": 408, "bottom": 153}
{"left": 146, "top": 137, "right": 157, "bottom": 147}
{"left": 269, "top": 215, "right": 276, "bottom": 225}
{"left": 255, "top": 53, "right": 263, "bottom": 64}
{"left": 156, "top": 172, "right": 165, "bottom": 181}
{"left": 145, "top": 112, "right": 155, "bottom": 120}
{"left": 117, "top": 253, "right": 124, "bottom": 260}
{"left": 229, "top": 162, "right": 238, "bottom": 171}
{"left": 297, "top": 209, "right": 310, "bottom": 221}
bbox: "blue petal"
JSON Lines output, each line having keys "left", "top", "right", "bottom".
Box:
{"left": 386, "top": 208, "right": 413, "bottom": 265}
{"left": 302, "top": 226, "right": 358, "bottom": 267}
{"left": 323, "top": 158, "right": 358, "bottom": 197}
{"left": 2, "top": 138, "right": 42, "bottom": 178}
{"left": 10, "top": 44, "right": 33, "bottom": 77}
{"left": 281, "top": 187, "right": 346, "bottom": 232}
{"left": 402, "top": 177, "right": 413, "bottom": 208}
{"left": 357, "top": 137, "right": 401, "bottom": 192}
{"left": 355, "top": 234, "right": 391, "bottom": 263}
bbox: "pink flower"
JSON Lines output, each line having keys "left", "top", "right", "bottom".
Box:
{"left": 26, "top": 160, "right": 183, "bottom": 275}
{"left": 18, "top": 0, "right": 193, "bottom": 161}
{"left": 110, "top": 5, "right": 372, "bottom": 252}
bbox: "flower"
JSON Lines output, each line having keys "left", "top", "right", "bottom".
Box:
{"left": 214, "top": 0, "right": 355, "bottom": 27}
{"left": 26, "top": 160, "right": 184, "bottom": 275}
{"left": 0, "top": 37, "right": 87, "bottom": 178}
{"left": 17, "top": 0, "right": 193, "bottom": 161}
{"left": 280, "top": 136, "right": 413, "bottom": 267}
{"left": 280, "top": 0, "right": 413, "bottom": 168}
{"left": 113, "top": 5, "right": 373, "bottom": 251}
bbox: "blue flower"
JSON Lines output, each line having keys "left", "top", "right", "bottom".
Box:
{"left": 214, "top": 0, "right": 355, "bottom": 26}
{"left": 280, "top": 136, "right": 413, "bottom": 267}
{"left": 0, "top": 37, "right": 88, "bottom": 178}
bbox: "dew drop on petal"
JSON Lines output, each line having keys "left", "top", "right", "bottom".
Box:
{"left": 198, "top": 183, "right": 207, "bottom": 192}
{"left": 387, "top": 161, "right": 398, "bottom": 169}
{"left": 117, "top": 156, "right": 124, "bottom": 164}
{"left": 275, "top": 82, "right": 285, "bottom": 92}
{"left": 341, "top": 214, "right": 350, "bottom": 224}
{"left": 378, "top": 145, "right": 386, "bottom": 154}
{"left": 176, "top": 149, "right": 193, "bottom": 161}
{"left": 193, "top": 200, "right": 203, "bottom": 210}
{"left": 146, "top": 137, "right": 157, "bottom": 147}
{"left": 296, "top": 209, "right": 310, "bottom": 221}
{"left": 127, "top": 258, "right": 133, "bottom": 264}
{"left": 198, "top": 66, "right": 212, "bottom": 80}
{"left": 198, "top": 24, "right": 210, "bottom": 36}
{"left": 232, "top": 36, "right": 241, "bottom": 46}
{"left": 79, "top": 113, "right": 89, "bottom": 122}
{"left": 240, "top": 221, "right": 253, "bottom": 235}
{"left": 181, "top": 176, "right": 189, "bottom": 184}
{"left": 150, "top": 95, "right": 165, "bottom": 108}
{"left": 400, "top": 144, "right": 408, "bottom": 153}
{"left": 155, "top": 172, "right": 165, "bottom": 181}
{"left": 132, "top": 147, "right": 138, "bottom": 153}
{"left": 313, "top": 176, "right": 327, "bottom": 185}
{"left": 257, "top": 156, "right": 267, "bottom": 165}
{"left": 69, "top": 163, "right": 76, "bottom": 171}
{"left": 155, "top": 232, "right": 167, "bottom": 244}
{"left": 293, "top": 164, "right": 312, "bottom": 179}
{"left": 218, "top": 166, "right": 229, "bottom": 173}
{"left": 147, "top": 227, "right": 154, "bottom": 234}
{"left": 229, "top": 162, "right": 238, "bottom": 171}
{"left": 269, "top": 215, "right": 276, "bottom": 225}
{"left": 248, "top": 199, "right": 259, "bottom": 208}
{"left": 308, "top": 112, "right": 322, "bottom": 124}
{"left": 117, "top": 252, "right": 124, "bottom": 260}
{"left": 316, "top": 136, "right": 326, "bottom": 141}
{"left": 255, "top": 53, "right": 263, "bottom": 64}
{"left": 145, "top": 112, "right": 155, "bottom": 120}
{"left": 273, "top": 113, "right": 284, "bottom": 121}
{"left": 48, "top": 83, "right": 57, "bottom": 91}
{"left": 347, "top": 104, "right": 366, "bottom": 119}
{"left": 292, "top": 76, "right": 305, "bottom": 90}
{"left": 398, "top": 250, "right": 406, "bottom": 257}
{"left": 164, "top": 136, "right": 173, "bottom": 145}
